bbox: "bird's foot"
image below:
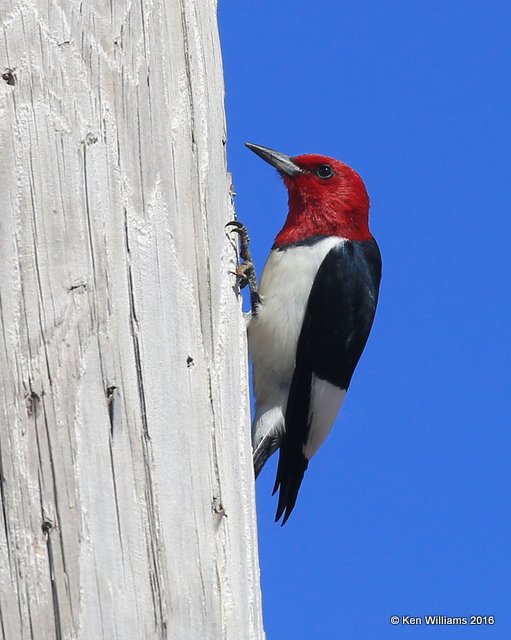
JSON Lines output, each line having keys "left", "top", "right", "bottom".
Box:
{"left": 226, "top": 220, "right": 261, "bottom": 316}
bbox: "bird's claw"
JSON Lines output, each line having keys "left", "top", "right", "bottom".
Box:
{"left": 227, "top": 220, "right": 261, "bottom": 316}
{"left": 232, "top": 261, "right": 255, "bottom": 289}
{"left": 226, "top": 220, "right": 251, "bottom": 258}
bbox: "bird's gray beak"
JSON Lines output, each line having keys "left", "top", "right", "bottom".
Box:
{"left": 245, "top": 142, "right": 302, "bottom": 177}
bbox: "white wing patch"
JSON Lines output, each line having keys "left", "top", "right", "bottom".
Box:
{"left": 303, "top": 376, "right": 346, "bottom": 459}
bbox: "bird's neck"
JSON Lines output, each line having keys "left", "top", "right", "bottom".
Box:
{"left": 274, "top": 198, "right": 371, "bottom": 247}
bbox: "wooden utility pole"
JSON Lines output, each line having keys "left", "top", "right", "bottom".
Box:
{"left": 0, "top": 1, "right": 264, "bottom": 638}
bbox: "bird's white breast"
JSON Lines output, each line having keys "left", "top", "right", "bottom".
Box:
{"left": 248, "top": 236, "right": 345, "bottom": 404}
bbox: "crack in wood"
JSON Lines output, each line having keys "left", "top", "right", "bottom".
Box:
{"left": 212, "top": 496, "right": 227, "bottom": 519}
{"left": 25, "top": 390, "right": 40, "bottom": 417}
{"left": 105, "top": 385, "right": 117, "bottom": 432}
{"left": 123, "top": 209, "right": 168, "bottom": 636}
{"left": 43, "top": 521, "right": 63, "bottom": 640}
{"left": 123, "top": 210, "right": 150, "bottom": 440}
{"left": 107, "top": 428, "right": 124, "bottom": 556}
{"left": 0, "top": 450, "right": 11, "bottom": 572}
{"left": 67, "top": 281, "right": 87, "bottom": 293}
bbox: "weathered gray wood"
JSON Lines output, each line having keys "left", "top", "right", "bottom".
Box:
{"left": 0, "top": 1, "right": 264, "bottom": 638}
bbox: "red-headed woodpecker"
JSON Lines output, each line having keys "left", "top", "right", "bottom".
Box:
{"left": 231, "top": 143, "right": 381, "bottom": 525}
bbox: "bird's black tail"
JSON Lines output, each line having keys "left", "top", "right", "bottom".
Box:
{"left": 272, "top": 437, "right": 309, "bottom": 525}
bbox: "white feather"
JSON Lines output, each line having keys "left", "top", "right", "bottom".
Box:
{"left": 303, "top": 376, "right": 346, "bottom": 459}
{"left": 251, "top": 403, "right": 285, "bottom": 452}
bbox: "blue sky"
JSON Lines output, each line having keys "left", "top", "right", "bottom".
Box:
{"left": 219, "top": 2, "right": 510, "bottom": 638}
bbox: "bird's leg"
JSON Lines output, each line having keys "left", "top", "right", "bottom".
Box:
{"left": 226, "top": 220, "right": 261, "bottom": 316}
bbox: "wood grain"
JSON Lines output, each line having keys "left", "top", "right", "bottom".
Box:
{"left": 0, "top": 1, "right": 264, "bottom": 638}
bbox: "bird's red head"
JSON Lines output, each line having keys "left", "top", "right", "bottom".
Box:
{"left": 246, "top": 144, "right": 371, "bottom": 247}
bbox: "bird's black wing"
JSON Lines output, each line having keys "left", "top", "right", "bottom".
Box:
{"left": 273, "top": 239, "right": 382, "bottom": 524}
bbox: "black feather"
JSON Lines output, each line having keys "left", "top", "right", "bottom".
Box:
{"left": 273, "top": 438, "right": 309, "bottom": 525}
{"left": 272, "top": 334, "right": 313, "bottom": 523}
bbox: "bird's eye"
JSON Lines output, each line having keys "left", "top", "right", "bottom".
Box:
{"left": 315, "top": 164, "right": 334, "bottom": 179}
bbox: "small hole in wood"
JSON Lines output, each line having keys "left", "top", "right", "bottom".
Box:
{"left": 2, "top": 69, "right": 15, "bottom": 86}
